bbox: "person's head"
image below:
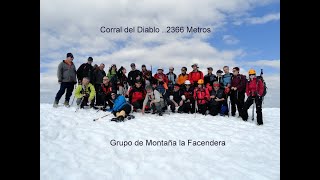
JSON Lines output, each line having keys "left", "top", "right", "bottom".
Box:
{"left": 111, "top": 64, "right": 116, "bottom": 70}
{"left": 169, "top": 66, "right": 174, "bottom": 73}
{"left": 82, "top": 77, "right": 90, "bottom": 85}
{"left": 66, "top": 53, "right": 74, "bottom": 61}
{"left": 173, "top": 84, "right": 180, "bottom": 92}
{"left": 146, "top": 85, "right": 153, "bottom": 93}
{"left": 197, "top": 79, "right": 204, "bottom": 88}
{"left": 223, "top": 66, "right": 229, "bottom": 74}
{"left": 191, "top": 63, "right": 198, "bottom": 71}
{"left": 232, "top": 67, "right": 240, "bottom": 76}
{"left": 248, "top": 69, "right": 256, "bottom": 80}
{"left": 121, "top": 67, "right": 127, "bottom": 74}
{"left": 135, "top": 80, "right": 142, "bottom": 88}
{"left": 93, "top": 64, "right": 98, "bottom": 69}
{"left": 216, "top": 69, "right": 223, "bottom": 76}
{"left": 181, "top": 67, "right": 187, "bottom": 74}
{"left": 213, "top": 81, "right": 220, "bottom": 90}
{"left": 207, "top": 67, "right": 213, "bottom": 74}
{"left": 142, "top": 64, "right": 146, "bottom": 71}
{"left": 184, "top": 80, "right": 191, "bottom": 89}
{"left": 99, "top": 63, "right": 105, "bottom": 70}
{"left": 157, "top": 67, "right": 163, "bottom": 74}
{"left": 87, "top": 57, "right": 93, "bottom": 64}
{"left": 130, "top": 63, "right": 136, "bottom": 70}
{"left": 102, "top": 76, "right": 109, "bottom": 84}
{"left": 111, "top": 91, "right": 117, "bottom": 99}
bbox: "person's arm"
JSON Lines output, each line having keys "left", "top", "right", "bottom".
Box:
{"left": 74, "top": 86, "right": 83, "bottom": 99}
{"left": 246, "top": 81, "right": 250, "bottom": 97}
{"left": 258, "top": 79, "right": 264, "bottom": 96}
{"left": 76, "top": 64, "right": 84, "bottom": 82}
{"left": 57, "top": 62, "right": 63, "bottom": 82}
{"left": 200, "top": 71, "right": 204, "bottom": 80}
{"left": 88, "top": 84, "right": 96, "bottom": 101}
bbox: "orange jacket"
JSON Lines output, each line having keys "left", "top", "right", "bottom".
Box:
{"left": 176, "top": 73, "right": 189, "bottom": 85}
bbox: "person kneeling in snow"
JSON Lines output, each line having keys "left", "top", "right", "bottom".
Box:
{"left": 106, "top": 91, "right": 132, "bottom": 122}
{"left": 208, "top": 81, "right": 228, "bottom": 116}
{"left": 75, "top": 77, "right": 96, "bottom": 108}
{"left": 128, "top": 80, "right": 146, "bottom": 112}
{"left": 168, "top": 84, "right": 184, "bottom": 113}
{"left": 142, "top": 85, "right": 165, "bottom": 116}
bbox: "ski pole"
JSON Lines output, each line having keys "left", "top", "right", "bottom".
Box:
{"left": 194, "top": 99, "right": 198, "bottom": 118}
{"left": 227, "top": 95, "right": 230, "bottom": 117}
{"left": 93, "top": 113, "right": 112, "bottom": 121}
{"left": 252, "top": 98, "right": 255, "bottom": 121}
{"left": 75, "top": 97, "right": 84, "bottom": 112}
{"left": 70, "top": 84, "right": 77, "bottom": 106}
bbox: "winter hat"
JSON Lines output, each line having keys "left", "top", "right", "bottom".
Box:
{"left": 216, "top": 70, "right": 223, "bottom": 74}
{"left": 88, "top": 57, "right": 93, "bottom": 61}
{"left": 130, "top": 63, "right": 136, "bottom": 67}
{"left": 213, "top": 82, "right": 220, "bottom": 87}
{"left": 191, "top": 63, "right": 199, "bottom": 68}
{"left": 207, "top": 67, "right": 213, "bottom": 70}
{"left": 174, "top": 84, "right": 180, "bottom": 88}
{"left": 142, "top": 64, "right": 146, "bottom": 67}
{"left": 66, "top": 53, "right": 73, "bottom": 58}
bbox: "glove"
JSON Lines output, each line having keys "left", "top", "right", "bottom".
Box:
{"left": 181, "top": 95, "right": 186, "bottom": 101}
{"left": 83, "top": 93, "right": 89, "bottom": 98}
{"left": 169, "top": 95, "right": 173, "bottom": 100}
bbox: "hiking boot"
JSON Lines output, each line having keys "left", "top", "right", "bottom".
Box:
{"left": 159, "top": 112, "right": 163, "bottom": 116}
{"left": 53, "top": 100, "right": 59, "bottom": 108}
{"left": 118, "top": 116, "right": 125, "bottom": 122}
{"left": 64, "top": 101, "right": 70, "bottom": 107}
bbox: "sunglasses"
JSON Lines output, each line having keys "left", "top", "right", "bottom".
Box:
{"left": 103, "top": 79, "right": 109, "bottom": 81}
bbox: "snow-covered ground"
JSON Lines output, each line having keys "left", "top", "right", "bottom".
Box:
{"left": 40, "top": 103, "right": 280, "bottom": 180}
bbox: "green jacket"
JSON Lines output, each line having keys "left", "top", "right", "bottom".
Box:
{"left": 75, "top": 83, "right": 96, "bottom": 101}
{"left": 107, "top": 69, "right": 117, "bottom": 79}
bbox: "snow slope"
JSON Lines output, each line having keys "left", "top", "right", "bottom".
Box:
{"left": 40, "top": 103, "right": 280, "bottom": 180}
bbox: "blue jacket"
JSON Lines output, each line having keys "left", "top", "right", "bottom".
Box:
{"left": 222, "top": 73, "right": 233, "bottom": 87}
{"left": 107, "top": 95, "right": 128, "bottom": 112}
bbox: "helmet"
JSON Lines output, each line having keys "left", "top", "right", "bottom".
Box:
{"left": 248, "top": 69, "right": 256, "bottom": 75}
{"left": 197, "top": 79, "right": 204, "bottom": 84}
{"left": 184, "top": 80, "right": 191, "bottom": 85}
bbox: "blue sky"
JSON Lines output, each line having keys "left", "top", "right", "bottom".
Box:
{"left": 40, "top": 0, "right": 280, "bottom": 107}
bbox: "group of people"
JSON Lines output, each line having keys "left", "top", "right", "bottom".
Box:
{"left": 53, "top": 52, "right": 265, "bottom": 125}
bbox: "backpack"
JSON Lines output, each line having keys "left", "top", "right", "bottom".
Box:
{"left": 256, "top": 76, "right": 267, "bottom": 97}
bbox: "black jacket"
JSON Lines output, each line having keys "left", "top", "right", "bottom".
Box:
{"left": 171, "top": 90, "right": 183, "bottom": 103}
{"left": 76, "top": 63, "right": 94, "bottom": 82}
{"left": 210, "top": 88, "right": 226, "bottom": 104}
{"left": 204, "top": 73, "right": 217, "bottom": 87}
{"left": 128, "top": 69, "right": 143, "bottom": 86}
{"left": 92, "top": 69, "right": 106, "bottom": 85}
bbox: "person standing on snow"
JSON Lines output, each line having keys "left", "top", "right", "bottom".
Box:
{"left": 230, "top": 67, "right": 247, "bottom": 117}
{"left": 92, "top": 63, "right": 106, "bottom": 93}
{"left": 204, "top": 67, "right": 217, "bottom": 94}
{"left": 107, "top": 64, "right": 117, "bottom": 80}
{"left": 128, "top": 63, "right": 143, "bottom": 87}
{"left": 76, "top": 57, "right": 94, "bottom": 84}
{"left": 188, "top": 63, "right": 204, "bottom": 88}
{"left": 166, "top": 66, "right": 177, "bottom": 93}
{"left": 241, "top": 69, "right": 265, "bottom": 125}
{"left": 176, "top": 66, "right": 189, "bottom": 87}
{"left": 53, "top": 52, "right": 77, "bottom": 107}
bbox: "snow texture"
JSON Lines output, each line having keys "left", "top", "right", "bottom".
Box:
{"left": 40, "top": 103, "right": 280, "bottom": 180}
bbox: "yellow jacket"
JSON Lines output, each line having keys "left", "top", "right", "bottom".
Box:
{"left": 75, "top": 83, "right": 96, "bottom": 101}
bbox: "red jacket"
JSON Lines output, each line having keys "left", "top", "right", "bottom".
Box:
{"left": 246, "top": 78, "right": 264, "bottom": 97}
{"left": 154, "top": 73, "right": 169, "bottom": 84}
{"left": 193, "top": 87, "right": 210, "bottom": 105}
{"left": 128, "top": 86, "right": 146, "bottom": 103}
{"left": 188, "top": 71, "right": 204, "bottom": 84}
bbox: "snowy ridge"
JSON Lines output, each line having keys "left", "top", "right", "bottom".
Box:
{"left": 40, "top": 103, "right": 280, "bottom": 180}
